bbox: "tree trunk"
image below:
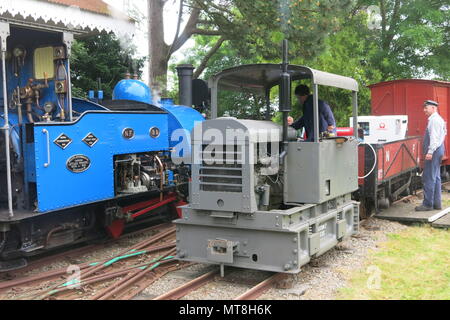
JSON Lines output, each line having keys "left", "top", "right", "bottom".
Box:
{"left": 148, "top": 0, "right": 170, "bottom": 92}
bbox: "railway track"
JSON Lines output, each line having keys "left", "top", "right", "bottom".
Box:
{"left": 152, "top": 268, "right": 290, "bottom": 301}
{"left": 148, "top": 184, "right": 450, "bottom": 302}
{"left": 1, "top": 222, "right": 174, "bottom": 279}
{"left": 0, "top": 220, "right": 290, "bottom": 301}
{"left": 2, "top": 186, "right": 442, "bottom": 301}
{"left": 0, "top": 222, "right": 191, "bottom": 300}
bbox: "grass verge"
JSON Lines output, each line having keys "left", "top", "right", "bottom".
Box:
{"left": 337, "top": 225, "right": 450, "bottom": 300}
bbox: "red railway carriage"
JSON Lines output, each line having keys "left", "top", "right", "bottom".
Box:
{"left": 369, "top": 79, "right": 450, "bottom": 166}
{"left": 355, "top": 79, "right": 450, "bottom": 217}
{"left": 357, "top": 137, "right": 422, "bottom": 216}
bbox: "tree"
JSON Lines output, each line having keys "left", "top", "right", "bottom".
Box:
{"left": 180, "top": 11, "right": 381, "bottom": 124}
{"left": 172, "top": 35, "right": 269, "bottom": 118}
{"left": 148, "top": 0, "right": 355, "bottom": 90}
{"left": 71, "top": 33, "right": 145, "bottom": 99}
{"left": 182, "top": 1, "right": 448, "bottom": 126}
{"left": 291, "top": 11, "right": 384, "bottom": 126}
{"left": 358, "top": 0, "right": 449, "bottom": 79}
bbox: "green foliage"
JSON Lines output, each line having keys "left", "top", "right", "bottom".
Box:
{"left": 289, "top": 11, "right": 384, "bottom": 126}
{"left": 191, "top": 0, "right": 355, "bottom": 62}
{"left": 179, "top": 10, "right": 380, "bottom": 125}
{"left": 171, "top": 35, "right": 269, "bottom": 117}
{"left": 358, "top": 0, "right": 449, "bottom": 80}
{"left": 178, "top": 1, "right": 448, "bottom": 128}
{"left": 71, "top": 33, "right": 145, "bottom": 99}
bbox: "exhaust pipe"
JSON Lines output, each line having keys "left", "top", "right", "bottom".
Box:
{"left": 279, "top": 40, "right": 291, "bottom": 152}
{"left": 176, "top": 64, "right": 194, "bottom": 107}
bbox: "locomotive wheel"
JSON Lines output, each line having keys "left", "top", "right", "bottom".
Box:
{"left": 378, "top": 197, "right": 390, "bottom": 209}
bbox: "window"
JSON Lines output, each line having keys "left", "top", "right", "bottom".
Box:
{"left": 34, "top": 47, "right": 54, "bottom": 79}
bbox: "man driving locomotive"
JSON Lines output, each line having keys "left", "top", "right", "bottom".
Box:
{"left": 290, "top": 84, "right": 336, "bottom": 141}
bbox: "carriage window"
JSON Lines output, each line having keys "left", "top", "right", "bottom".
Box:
{"left": 34, "top": 47, "right": 54, "bottom": 79}
{"left": 359, "top": 122, "right": 370, "bottom": 136}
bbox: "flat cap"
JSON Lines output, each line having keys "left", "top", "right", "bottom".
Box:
{"left": 423, "top": 100, "right": 439, "bottom": 107}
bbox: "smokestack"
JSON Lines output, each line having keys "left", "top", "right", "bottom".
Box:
{"left": 176, "top": 64, "right": 194, "bottom": 107}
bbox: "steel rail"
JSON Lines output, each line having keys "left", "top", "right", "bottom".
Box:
{"left": 1, "top": 241, "right": 176, "bottom": 300}
{"left": 119, "top": 262, "right": 196, "bottom": 300}
{"left": 72, "top": 227, "right": 176, "bottom": 282}
{"left": 29, "top": 228, "right": 175, "bottom": 300}
{"left": 234, "top": 273, "right": 287, "bottom": 300}
{"left": 0, "top": 228, "right": 175, "bottom": 293}
{"left": 45, "top": 243, "right": 177, "bottom": 298}
{"left": 153, "top": 269, "right": 218, "bottom": 300}
{"left": 4, "top": 222, "right": 173, "bottom": 278}
{"left": 93, "top": 248, "right": 177, "bottom": 300}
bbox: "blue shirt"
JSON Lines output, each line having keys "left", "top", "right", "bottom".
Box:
{"left": 291, "top": 95, "right": 336, "bottom": 141}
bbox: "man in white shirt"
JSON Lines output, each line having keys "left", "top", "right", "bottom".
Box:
{"left": 416, "top": 100, "right": 447, "bottom": 211}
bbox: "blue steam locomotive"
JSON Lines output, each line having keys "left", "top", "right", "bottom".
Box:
{"left": 0, "top": 23, "right": 204, "bottom": 271}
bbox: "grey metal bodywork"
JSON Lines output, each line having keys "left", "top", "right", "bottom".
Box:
{"left": 190, "top": 118, "right": 285, "bottom": 213}
{"left": 284, "top": 139, "right": 359, "bottom": 204}
{"left": 176, "top": 194, "right": 359, "bottom": 273}
{"left": 176, "top": 117, "right": 360, "bottom": 273}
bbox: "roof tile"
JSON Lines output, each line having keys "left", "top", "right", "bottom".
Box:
{"left": 41, "top": 0, "right": 111, "bottom": 15}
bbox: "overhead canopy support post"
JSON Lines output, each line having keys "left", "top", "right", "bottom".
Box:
{"left": 0, "top": 22, "right": 13, "bottom": 218}
{"left": 265, "top": 88, "right": 271, "bottom": 120}
{"left": 312, "top": 84, "right": 319, "bottom": 142}
{"left": 279, "top": 40, "right": 291, "bottom": 149}
{"left": 210, "top": 78, "right": 219, "bottom": 119}
{"left": 352, "top": 91, "right": 358, "bottom": 139}
{"left": 63, "top": 32, "right": 74, "bottom": 121}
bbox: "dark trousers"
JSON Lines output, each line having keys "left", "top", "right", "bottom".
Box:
{"left": 422, "top": 146, "right": 444, "bottom": 208}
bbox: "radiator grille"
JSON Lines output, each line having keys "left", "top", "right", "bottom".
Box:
{"left": 199, "top": 144, "right": 243, "bottom": 192}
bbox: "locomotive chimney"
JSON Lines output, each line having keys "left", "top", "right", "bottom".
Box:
{"left": 176, "top": 64, "right": 194, "bottom": 107}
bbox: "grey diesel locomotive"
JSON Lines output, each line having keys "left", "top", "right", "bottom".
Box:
{"left": 175, "top": 42, "right": 360, "bottom": 275}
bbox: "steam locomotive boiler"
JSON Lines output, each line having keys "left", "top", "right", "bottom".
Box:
{"left": 0, "top": 20, "right": 203, "bottom": 271}
{"left": 175, "top": 47, "right": 360, "bottom": 274}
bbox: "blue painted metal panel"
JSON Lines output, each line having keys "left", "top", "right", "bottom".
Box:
{"left": 33, "top": 111, "right": 169, "bottom": 212}
{"left": 113, "top": 79, "right": 152, "bottom": 104}
{"left": 159, "top": 99, "right": 204, "bottom": 162}
{"left": 72, "top": 98, "right": 108, "bottom": 113}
